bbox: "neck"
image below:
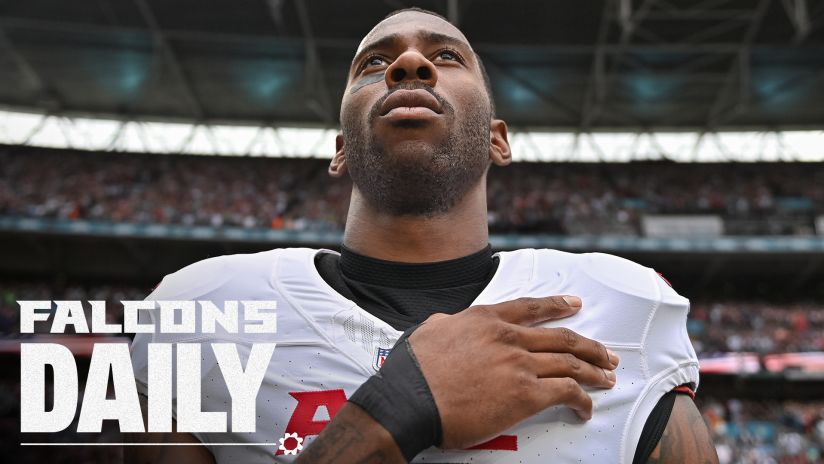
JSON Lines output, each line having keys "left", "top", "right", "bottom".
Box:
{"left": 342, "top": 184, "right": 489, "bottom": 263}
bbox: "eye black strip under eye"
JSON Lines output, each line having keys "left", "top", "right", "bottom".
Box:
{"left": 350, "top": 73, "right": 385, "bottom": 93}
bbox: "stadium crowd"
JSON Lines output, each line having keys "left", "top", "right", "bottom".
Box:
{"left": 701, "top": 398, "right": 824, "bottom": 464}
{"left": 2, "top": 147, "right": 822, "bottom": 236}
{"left": 689, "top": 302, "right": 824, "bottom": 355}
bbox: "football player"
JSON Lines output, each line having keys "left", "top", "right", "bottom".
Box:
{"left": 128, "top": 8, "right": 717, "bottom": 464}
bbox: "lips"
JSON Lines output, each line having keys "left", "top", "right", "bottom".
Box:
{"left": 379, "top": 89, "right": 443, "bottom": 116}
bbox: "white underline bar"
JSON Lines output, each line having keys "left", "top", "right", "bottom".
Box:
{"left": 21, "top": 443, "right": 278, "bottom": 446}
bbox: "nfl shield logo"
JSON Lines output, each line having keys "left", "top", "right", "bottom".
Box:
{"left": 374, "top": 347, "right": 392, "bottom": 371}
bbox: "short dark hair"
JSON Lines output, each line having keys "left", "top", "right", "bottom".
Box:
{"left": 383, "top": 7, "right": 496, "bottom": 117}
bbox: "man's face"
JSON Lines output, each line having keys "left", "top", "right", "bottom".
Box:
{"left": 337, "top": 11, "right": 495, "bottom": 217}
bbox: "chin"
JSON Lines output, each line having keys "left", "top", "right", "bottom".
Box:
{"left": 383, "top": 139, "right": 440, "bottom": 160}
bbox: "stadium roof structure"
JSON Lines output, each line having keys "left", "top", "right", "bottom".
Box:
{"left": 1, "top": 0, "right": 823, "bottom": 131}
{"left": 2, "top": 108, "right": 823, "bottom": 161}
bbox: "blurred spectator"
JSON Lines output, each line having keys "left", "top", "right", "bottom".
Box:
{"left": 690, "top": 302, "right": 824, "bottom": 355}
{"left": 700, "top": 398, "right": 824, "bottom": 463}
{"left": 0, "top": 148, "right": 347, "bottom": 232}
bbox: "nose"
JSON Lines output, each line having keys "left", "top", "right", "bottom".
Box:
{"left": 384, "top": 51, "right": 438, "bottom": 88}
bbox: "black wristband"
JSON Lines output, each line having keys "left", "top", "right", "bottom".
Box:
{"left": 348, "top": 324, "right": 442, "bottom": 461}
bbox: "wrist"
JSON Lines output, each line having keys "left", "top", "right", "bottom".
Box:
{"left": 348, "top": 332, "right": 441, "bottom": 461}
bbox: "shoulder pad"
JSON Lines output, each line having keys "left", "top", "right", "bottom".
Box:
{"left": 577, "top": 252, "right": 661, "bottom": 300}
{"left": 147, "top": 249, "right": 282, "bottom": 301}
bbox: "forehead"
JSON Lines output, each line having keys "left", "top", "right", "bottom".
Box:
{"left": 356, "top": 11, "right": 472, "bottom": 55}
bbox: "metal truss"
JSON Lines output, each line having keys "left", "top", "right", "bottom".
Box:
{"left": 706, "top": 0, "right": 771, "bottom": 128}
{"left": 0, "top": 1, "right": 822, "bottom": 130}
{"left": 133, "top": 0, "right": 205, "bottom": 120}
{"left": 579, "top": 0, "right": 821, "bottom": 130}
{"left": 3, "top": 14, "right": 794, "bottom": 55}
{"left": 288, "top": 0, "right": 335, "bottom": 125}
{"left": 0, "top": 26, "right": 58, "bottom": 111}
{"left": 782, "top": 0, "right": 813, "bottom": 43}
{"left": 1, "top": 108, "right": 821, "bottom": 162}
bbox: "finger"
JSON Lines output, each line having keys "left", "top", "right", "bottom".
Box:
{"left": 537, "top": 377, "right": 593, "bottom": 420}
{"left": 521, "top": 327, "right": 619, "bottom": 369}
{"left": 530, "top": 352, "right": 616, "bottom": 389}
{"left": 480, "top": 295, "right": 582, "bottom": 326}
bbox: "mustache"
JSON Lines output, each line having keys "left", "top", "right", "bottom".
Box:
{"left": 368, "top": 82, "right": 453, "bottom": 122}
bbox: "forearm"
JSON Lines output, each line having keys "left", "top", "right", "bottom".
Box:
{"left": 296, "top": 402, "right": 406, "bottom": 464}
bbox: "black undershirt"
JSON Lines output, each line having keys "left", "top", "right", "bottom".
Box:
{"left": 316, "top": 244, "right": 499, "bottom": 330}
{"left": 315, "top": 245, "right": 674, "bottom": 463}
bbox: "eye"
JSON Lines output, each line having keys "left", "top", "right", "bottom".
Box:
{"left": 361, "top": 55, "right": 388, "bottom": 70}
{"left": 435, "top": 49, "right": 462, "bottom": 62}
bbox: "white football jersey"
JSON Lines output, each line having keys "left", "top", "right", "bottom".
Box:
{"left": 131, "top": 247, "right": 698, "bottom": 464}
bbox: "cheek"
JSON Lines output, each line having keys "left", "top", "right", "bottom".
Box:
{"left": 437, "top": 72, "right": 488, "bottom": 112}
{"left": 341, "top": 87, "right": 383, "bottom": 124}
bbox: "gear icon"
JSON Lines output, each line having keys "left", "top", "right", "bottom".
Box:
{"left": 278, "top": 432, "right": 304, "bottom": 455}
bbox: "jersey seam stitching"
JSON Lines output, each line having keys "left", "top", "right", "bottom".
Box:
{"left": 619, "top": 268, "right": 662, "bottom": 464}
{"left": 619, "top": 360, "right": 699, "bottom": 464}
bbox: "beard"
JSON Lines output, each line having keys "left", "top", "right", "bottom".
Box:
{"left": 341, "top": 83, "right": 491, "bottom": 217}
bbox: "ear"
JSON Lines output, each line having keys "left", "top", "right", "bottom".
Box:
{"left": 489, "top": 119, "right": 511, "bottom": 167}
{"left": 329, "top": 134, "right": 347, "bottom": 178}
